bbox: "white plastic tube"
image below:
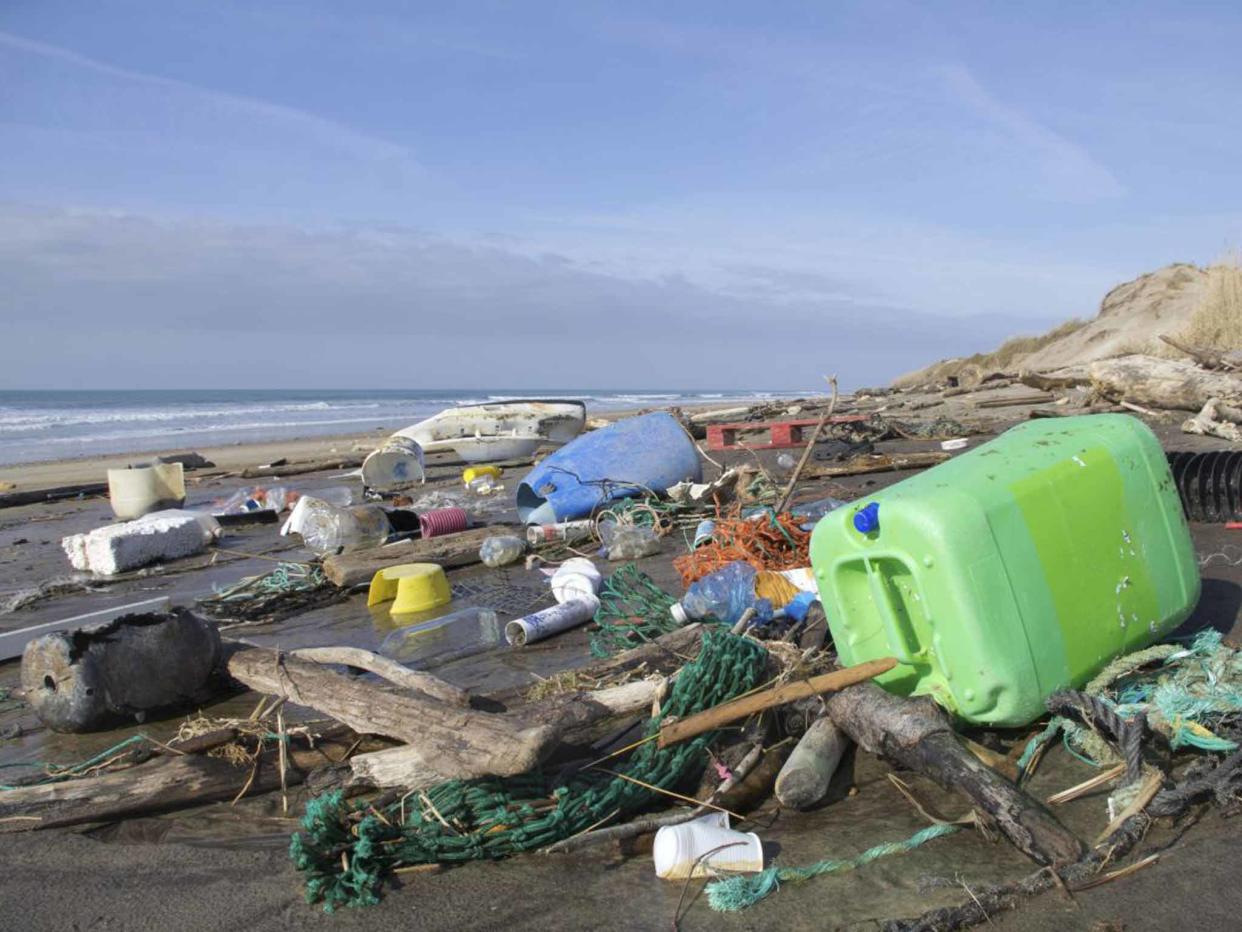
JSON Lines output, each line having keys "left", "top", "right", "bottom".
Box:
{"left": 505, "top": 595, "right": 600, "bottom": 646}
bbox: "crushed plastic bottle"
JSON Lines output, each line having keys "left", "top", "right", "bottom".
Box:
{"left": 468, "top": 475, "right": 501, "bottom": 495}
{"left": 479, "top": 534, "right": 525, "bottom": 568}
{"left": 671, "top": 561, "right": 774, "bottom": 626}
{"left": 790, "top": 496, "right": 849, "bottom": 530}
{"left": 380, "top": 607, "right": 502, "bottom": 669}
{"left": 599, "top": 522, "right": 661, "bottom": 561}
{"left": 526, "top": 520, "right": 595, "bottom": 547}
{"left": 285, "top": 496, "right": 390, "bottom": 555}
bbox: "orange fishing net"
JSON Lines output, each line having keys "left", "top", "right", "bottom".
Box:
{"left": 673, "top": 508, "right": 812, "bottom": 586}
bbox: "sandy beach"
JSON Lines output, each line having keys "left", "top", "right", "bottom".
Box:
{"left": 1, "top": 383, "right": 1239, "bottom": 931}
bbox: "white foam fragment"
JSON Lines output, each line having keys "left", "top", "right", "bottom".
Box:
{"left": 61, "top": 510, "right": 221, "bottom": 576}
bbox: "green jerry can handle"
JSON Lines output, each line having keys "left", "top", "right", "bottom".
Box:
{"left": 863, "top": 558, "right": 924, "bottom": 666}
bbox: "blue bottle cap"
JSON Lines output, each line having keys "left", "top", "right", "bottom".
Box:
{"left": 853, "top": 502, "right": 880, "bottom": 533}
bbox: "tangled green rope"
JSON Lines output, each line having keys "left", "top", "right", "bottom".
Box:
{"left": 1019, "top": 630, "right": 1242, "bottom": 778}
{"left": 290, "top": 631, "right": 768, "bottom": 911}
{"left": 0, "top": 734, "right": 153, "bottom": 790}
{"left": 707, "top": 823, "right": 959, "bottom": 911}
{"left": 589, "top": 563, "right": 708, "bottom": 657}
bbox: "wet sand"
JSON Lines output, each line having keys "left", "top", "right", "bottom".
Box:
{"left": 2, "top": 389, "right": 1241, "bottom": 930}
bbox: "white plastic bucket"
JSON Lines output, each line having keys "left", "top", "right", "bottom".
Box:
{"left": 362, "top": 437, "right": 426, "bottom": 491}
{"left": 652, "top": 813, "right": 764, "bottom": 880}
{"left": 107, "top": 463, "right": 186, "bottom": 519}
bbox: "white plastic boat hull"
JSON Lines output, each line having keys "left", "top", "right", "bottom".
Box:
{"left": 393, "top": 400, "right": 586, "bottom": 463}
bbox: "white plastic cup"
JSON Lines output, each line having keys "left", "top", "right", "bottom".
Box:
{"left": 652, "top": 813, "right": 764, "bottom": 880}
{"left": 550, "top": 557, "right": 603, "bottom": 604}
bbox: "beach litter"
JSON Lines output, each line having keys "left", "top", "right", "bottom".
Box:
{"left": 516, "top": 412, "right": 701, "bottom": 523}
{"left": 7, "top": 372, "right": 1242, "bottom": 932}
{"left": 106, "top": 461, "right": 186, "bottom": 519}
{"left": 21, "top": 607, "right": 223, "bottom": 732}
{"left": 61, "top": 509, "right": 221, "bottom": 576}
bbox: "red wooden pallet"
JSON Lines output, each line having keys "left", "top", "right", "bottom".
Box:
{"left": 705, "top": 415, "right": 869, "bottom": 451}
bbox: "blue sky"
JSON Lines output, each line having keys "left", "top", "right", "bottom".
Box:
{"left": 2, "top": 1, "right": 1240, "bottom": 389}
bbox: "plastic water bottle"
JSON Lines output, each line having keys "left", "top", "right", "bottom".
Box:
{"left": 670, "top": 561, "right": 774, "bottom": 626}
{"left": 790, "top": 496, "right": 849, "bottom": 530}
{"left": 379, "top": 607, "right": 502, "bottom": 669}
{"left": 479, "top": 535, "right": 525, "bottom": 567}
{"left": 599, "top": 522, "right": 661, "bottom": 560}
{"left": 288, "top": 498, "right": 390, "bottom": 555}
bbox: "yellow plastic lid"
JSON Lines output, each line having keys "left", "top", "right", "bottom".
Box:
{"left": 367, "top": 563, "right": 452, "bottom": 615}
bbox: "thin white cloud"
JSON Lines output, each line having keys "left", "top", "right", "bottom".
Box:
{"left": 0, "top": 29, "right": 417, "bottom": 165}
{"left": 939, "top": 63, "right": 1124, "bottom": 200}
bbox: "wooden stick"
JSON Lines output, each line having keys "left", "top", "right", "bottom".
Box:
{"left": 657, "top": 658, "right": 897, "bottom": 748}
{"left": 975, "top": 393, "right": 1057, "bottom": 408}
{"left": 775, "top": 374, "right": 839, "bottom": 513}
{"left": 1047, "top": 763, "right": 1125, "bottom": 806}
{"left": 799, "top": 452, "right": 949, "bottom": 480}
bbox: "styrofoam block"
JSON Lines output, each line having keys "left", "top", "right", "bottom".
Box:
{"left": 61, "top": 510, "right": 220, "bottom": 576}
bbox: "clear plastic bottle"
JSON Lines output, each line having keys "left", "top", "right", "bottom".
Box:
{"left": 790, "top": 496, "right": 849, "bottom": 529}
{"left": 479, "top": 535, "right": 525, "bottom": 568}
{"left": 599, "top": 522, "right": 661, "bottom": 561}
{"left": 671, "top": 561, "right": 774, "bottom": 626}
{"left": 293, "top": 498, "right": 390, "bottom": 555}
{"left": 379, "top": 607, "right": 503, "bottom": 669}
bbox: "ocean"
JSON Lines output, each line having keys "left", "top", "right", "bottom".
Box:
{"left": 0, "top": 389, "right": 802, "bottom": 466}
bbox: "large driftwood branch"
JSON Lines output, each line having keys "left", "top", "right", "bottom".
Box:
{"left": 824, "top": 682, "right": 1084, "bottom": 867}
{"left": 1182, "top": 398, "right": 1242, "bottom": 443}
{"left": 1018, "top": 369, "right": 1090, "bottom": 392}
{"left": 1160, "top": 334, "right": 1242, "bottom": 372}
{"left": 0, "top": 739, "right": 352, "bottom": 833}
{"left": 288, "top": 646, "right": 469, "bottom": 706}
{"left": 321, "top": 525, "right": 520, "bottom": 588}
{"left": 348, "top": 678, "right": 665, "bottom": 789}
{"left": 228, "top": 647, "right": 557, "bottom": 776}
{"left": 229, "top": 647, "right": 666, "bottom": 788}
{"left": 1090, "top": 355, "right": 1242, "bottom": 411}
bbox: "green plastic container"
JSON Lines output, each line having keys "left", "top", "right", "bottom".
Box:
{"left": 809, "top": 414, "right": 1200, "bottom": 726}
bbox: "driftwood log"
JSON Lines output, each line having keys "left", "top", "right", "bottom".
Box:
{"left": 1019, "top": 370, "right": 1090, "bottom": 392}
{"left": 239, "top": 456, "right": 364, "bottom": 479}
{"left": 1182, "top": 398, "right": 1242, "bottom": 443}
{"left": 800, "top": 452, "right": 949, "bottom": 480}
{"left": 0, "top": 482, "right": 108, "bottom": 511}
{"left": 974, "top": 393, "right": 1057, "bottom": 409}
{"left": 227, "top": 647, "right": 666, "bottom": 789}
{"left": 1160, "top": 334, "right": 1242, "bottom": 371}
{"left": 1090, "top": 355, "right": 1242, "bottom": 411}
{"left": 287, "top": 646, "right": 469, "bottom": 706}
{"left": 0, "top": 736, "right": 354, "bottom": 833}
{"left": 824, "top": 682, "right": 1084, "bottom": 867}
{"left": 322, "top": 525, "right": 521, "bottom": 587}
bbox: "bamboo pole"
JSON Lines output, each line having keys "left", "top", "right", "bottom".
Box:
{"left": 657, "top": 657, "right": 897, "bottom": 748}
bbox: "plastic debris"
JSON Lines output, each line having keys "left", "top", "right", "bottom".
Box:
{"left": 62, "top": 510, "right": 221, "bottom": 576}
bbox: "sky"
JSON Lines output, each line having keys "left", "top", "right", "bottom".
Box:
{"left": 2, "top": 1, "right": 1241, "bottom": 391}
